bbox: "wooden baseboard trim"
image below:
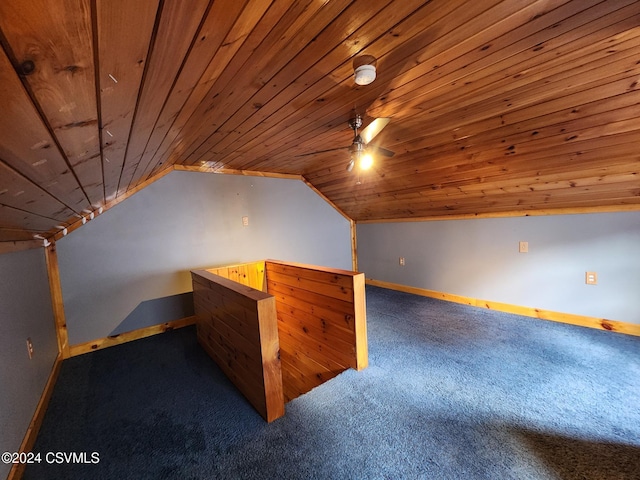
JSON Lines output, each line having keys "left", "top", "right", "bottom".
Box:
{"left": 68, "top": 316, "right": 197, "bottom": 357}
{"left": 366, "top": 279, "right": 640, "bottom": 337}
{"left": 8, "top": 355, "right": 62, "bottom": 480}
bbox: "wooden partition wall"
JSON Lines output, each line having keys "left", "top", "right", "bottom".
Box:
{"left": 191, "top": 260, "right": 367, "bottom": 421}
{"left": 205, "top": 261, "right": 266, "bottom": 292}
{"left": 265, "top": 260, "right": 367, "bottom": 402}
{"left": 191, "top": 268, "right": 283, "bottom": 422}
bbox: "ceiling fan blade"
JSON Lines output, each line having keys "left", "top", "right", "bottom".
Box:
{"left": 295, "top": 146, "right": 347, "bottom": 157}
{"left": 369, "top": 145, "right": 395, "bottom": 158}
{"left": 360, "top": 117, "right": 390, "bottom": 144}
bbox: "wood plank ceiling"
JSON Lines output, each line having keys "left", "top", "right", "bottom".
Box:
{"left": 0, "top": 0, "right": 639, "bottom": 243}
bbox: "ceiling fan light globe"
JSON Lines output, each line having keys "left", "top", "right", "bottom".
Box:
{"left": 346, "top": 159, "right": 355, "bottom": 172}
{"left": 354, "top": 64, "right": 376, "bottom": 85}
{"left": 360, "top": 153, "right": 374, "bottom": 170}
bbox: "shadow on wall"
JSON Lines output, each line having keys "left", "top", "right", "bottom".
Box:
{"left": 110, "top": 292, "right": 195, "bottom": 336}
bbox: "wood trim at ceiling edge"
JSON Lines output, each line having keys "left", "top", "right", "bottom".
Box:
{"left": 366, "top": 278, "right": 640, "bottom": 337}
{"left": 355, "top": 204, "right": 640, "bottom": 224}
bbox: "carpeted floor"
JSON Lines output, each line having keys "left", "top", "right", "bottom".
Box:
{"left": 25, "top": 286, "right": 640, "bottom": 479}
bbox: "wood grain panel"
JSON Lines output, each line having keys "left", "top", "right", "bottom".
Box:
{"left": 192, "top": 278, "right": 263, "bottom": 343}
{"left": 170, "top": 0, "right": 330, "bottom": 164}
{"left": 266, "top": 268, "right": 354, "bottom": 302}
{"left": 265, "top": 260, "right": 367, "bottom": 400}
{"left": 274, "top": 301, "right": 356, "bottom": 344}
{"left": 217, "top": 0, "right": 527, "bottom": 170}
{"left": 0, "top": 160, "right": 75, "bottom": 222}
{"left": 144, "top": 0, "right": 275, "bottom": 173}
{"left": 267, "top": 279, "right": 355, "bottom": 316}
{"left": 96, "top": 0, "right": 160, "bottom": 201}
{"left": 0, "top": 47, "right": 88, "bottom": 216}
{"left": 206, "top": 260, "right": 266, "bottom": 291}
{"left": 132, "top": 0, "right": 250, "bottom": 182}
{"left": 196, "top": 0, "right": 481, "bottom": 169}
{"left": 260, "top": 0, "right": 632, "bottom": 172}
{"left": 279, "top": 348, "right": 341, "bottom": 403}
{"left": 183, "top": 0, "right": 376, "bottom": 166}
{"left": 367, "top": 0, "right": 621, "bottom": 117}
{"left": 197, "top": 315, "right": 263, "bottom": 382}
{"left": 277, "top": 326, "right": 348, "bottom": 373}
{"left": 0, "top": 203, "right": 62, "bottom": 234}
{"left": 119, "top": 0, "right": 211, "bottom": 191}
{"left": 277, "top": 308, "right": 356, "bottom": 357}
{"left": 191, "top": 269, "right": 284, "bottom": 422}
{"left": 0, "top": 0, "right": 103, "bottom": 206}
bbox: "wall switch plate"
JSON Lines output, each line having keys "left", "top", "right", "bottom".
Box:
{"left": 519, "top": 241, "right": 529, "bottom": 253}
{"left": 242, "top": 216, "right": 249, "bottom": 226}
{"left": 26, "top": 337, "right": 33, "bottom": 359}
{"left": 399, "top": 257, "right": 405, "bottom": 266}
{"left": 586, "top": 271, "right": 597, "bottom": 285}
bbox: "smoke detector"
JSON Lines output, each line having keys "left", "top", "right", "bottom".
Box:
{"left": 353, "top": 55, "right": 377, "bottom": 86}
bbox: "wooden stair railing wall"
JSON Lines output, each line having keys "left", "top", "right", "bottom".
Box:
{"left": 265, "top": 260, "right": 367, "bottom": 402}
{"left": 191, "top": 269, "right": 284, "bottom": 422}
{"left": 204, "top": 261, "right": 267, "bottom": 292}
{"left": 191, "top": 260, "right": 367, "bottom": 420}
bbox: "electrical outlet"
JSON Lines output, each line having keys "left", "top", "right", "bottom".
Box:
{"left": 26, "top": 337, "right": 33, "bottom": 359}
{"left": 519, "top": 241, "right": 529, "bottom": 253}
{"left": 399, "top": 257, "right": 405, "bottom": 266}
{"left": 586, "top": 271, "right": 597, "bottom": 285}
{"left": 242, "top": 216, "right": 249, "bottom": 226}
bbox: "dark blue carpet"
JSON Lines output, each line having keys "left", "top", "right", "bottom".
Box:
{"left": 25, "top": 286, "right": 640, "bottom": 479}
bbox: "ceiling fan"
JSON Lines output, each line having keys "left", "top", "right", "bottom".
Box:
{"left": 345, "top": 113, "right": 394, "bottom": 172}
{"left": 296, "top": 112, "right": 395, "bottom": 172}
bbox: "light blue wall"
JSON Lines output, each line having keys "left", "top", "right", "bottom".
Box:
{"left": 56, "top": 171, "right": 352, "bottom": 345}
{"left": 0, "top": 248, "right": 58, "bottom": 479}
{"left": 357, "top": 212, "right": 640, "bottom": 324}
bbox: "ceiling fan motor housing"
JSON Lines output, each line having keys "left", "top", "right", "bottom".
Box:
{"left": 350, "top": 138, "right": 364, "bottom": 155}
{"left": 348, "top": 114, "right": 363, "bottom": 131}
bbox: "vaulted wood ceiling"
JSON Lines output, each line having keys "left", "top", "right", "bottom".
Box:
{"left": 1, "top": 0, "right": 639, "bottom": 244}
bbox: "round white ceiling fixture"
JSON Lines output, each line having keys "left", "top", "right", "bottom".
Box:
{"left": 353, "top": 55, "right": 377, "bottom": 86}
{"left": 354, "top": 64, "right": 376, "bottom": 85}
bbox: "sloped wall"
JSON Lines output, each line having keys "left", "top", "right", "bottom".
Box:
{"left": 358, "top": 211, "right": 640, "bottom": 324}
{"left": 0, "top": 248, "right": 58, "bottom": 480}
{"left": 55, "top": 171, "right": 351, "bottom": 346}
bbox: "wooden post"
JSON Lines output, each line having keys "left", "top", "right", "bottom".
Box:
{"left": 44, "top": 242, "right": 70, "bottom": 359}
{"left": 352, "top": 272, "right": 368, "bottom": 370}
{"left": 350, "top": 219, "right": 358, "bottom": 272}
